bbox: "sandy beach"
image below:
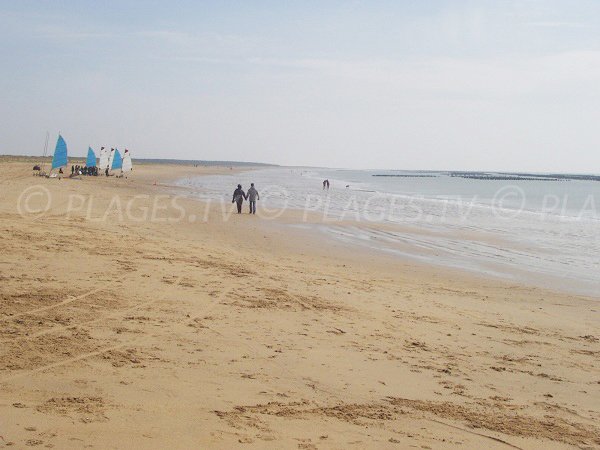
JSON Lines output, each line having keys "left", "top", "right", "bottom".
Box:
{"left": 1, "top": 160, "right": 599, "bottom": 449}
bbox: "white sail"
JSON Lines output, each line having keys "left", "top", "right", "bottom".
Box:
{"left": 122, "top": 149, "right": 132, "bottom": 172}
{"left": 107, "top": 148, "right": 115, "bottom": 170}
{"left": 99, "top": 147, "right": 109, "bottom": 169}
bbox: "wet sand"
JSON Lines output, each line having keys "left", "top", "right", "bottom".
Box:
{"left": 1, "top": 160, "right": 599, "bottom": 449}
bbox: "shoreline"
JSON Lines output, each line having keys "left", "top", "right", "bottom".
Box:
{"left": 1, "top": 161, "right": 599, "bottom": 449}
{"left": 168, "top": 169, "right": 600, "bottom": 300}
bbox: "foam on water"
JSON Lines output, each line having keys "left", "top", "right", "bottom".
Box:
{"left": 175, "top": 167, "right": 600, "bottom": 297}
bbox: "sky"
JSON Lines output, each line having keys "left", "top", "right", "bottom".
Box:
{"left": 1, "top": 0, "right": 600, "bottom": 171}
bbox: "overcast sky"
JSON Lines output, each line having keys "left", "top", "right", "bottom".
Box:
{"left": 1, "top": 1, "right": 600, "bottom": 171}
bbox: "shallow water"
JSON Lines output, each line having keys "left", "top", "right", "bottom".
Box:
{"left": 176, "top": 168, "right": 600, "bottom": 297}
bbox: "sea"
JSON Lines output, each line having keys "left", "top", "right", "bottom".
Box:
{"left": 176, "top": 168, "right": 600, "bottom": 297}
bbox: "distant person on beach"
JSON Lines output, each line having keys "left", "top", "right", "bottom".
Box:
{"left": 323, "top": 179, "right": 330, "bottom": 190}
{"left": 232, "top": 184, "right": 246, "bottom": 214}
{"left": 247, "top": 183, "right": 259, "bottom": 214}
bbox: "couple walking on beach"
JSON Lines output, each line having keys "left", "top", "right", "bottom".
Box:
{"left": 232, "top": 183, "right": 259, "bottom": 214}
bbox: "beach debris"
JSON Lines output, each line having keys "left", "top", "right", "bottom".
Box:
{"left": 327, "top": 327, "right": 346, "bottom": 335}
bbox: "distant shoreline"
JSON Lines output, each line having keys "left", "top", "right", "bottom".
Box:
{"left": 0, "top": 154, "right": 278, "bottom": 167}
{"left": 1, "top": 155, "right": 598, "bottom": 179}
{"left": 371, "top": 171, "right": 600, "bottom": 182}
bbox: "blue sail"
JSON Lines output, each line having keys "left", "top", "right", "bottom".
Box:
{"left": 51, "top": 134, "right": 68, "bottom": 169}
{"left": 86, "top": 147, "right": 96, "bottom": 167}
{"left": 111, "top": 148, "right": 123, "bottom": 170}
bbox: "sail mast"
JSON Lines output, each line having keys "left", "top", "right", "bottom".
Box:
{"left": 39, "top": 131, "right": 49, "bottom": 175}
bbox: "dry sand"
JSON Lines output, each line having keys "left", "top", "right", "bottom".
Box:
{"left": 0, "top": 160, "right": 599, "bottom": 449}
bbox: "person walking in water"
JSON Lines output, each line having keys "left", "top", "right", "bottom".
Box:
{"left": 232, "top": 184, "right": 246, "bottom": 214}
{"left": 247, "top": 183, "right": 259, "bottom": 214}
{"left": 322, "top": 179, "right": 330, "bottom": 190}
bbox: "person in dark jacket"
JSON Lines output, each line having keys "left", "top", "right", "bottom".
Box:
{"left": 232, "top": 184, "right": 246, "bottom": 214}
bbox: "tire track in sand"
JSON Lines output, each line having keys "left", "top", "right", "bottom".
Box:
{"left": 0, "top": 272, "right": 132, "bottom": 322}
{"left": 0, "top": 276, "right": 230, "bottom": 383}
